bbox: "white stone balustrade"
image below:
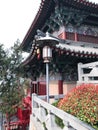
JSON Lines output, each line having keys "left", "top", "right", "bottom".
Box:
{"left": 29, "top": 94, "right": 95, "bottom": 130}
{"left": 77, "top": 61, "right": 98, "bottom": 84}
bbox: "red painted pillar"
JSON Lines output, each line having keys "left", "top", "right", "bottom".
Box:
{"left": 62, "top": 32, "right": 67, "bottom": 40}
{"left": 58, "top": 80, "right": 63, "bottom": 94}
{"left": 75, "top": 32, "right": 78, "bottom": 41}
{"left": 37, "top": 81, "right": 40, "bottom": 95}
{"left": 38, "top": 82, "right": 46, "bottom": 95}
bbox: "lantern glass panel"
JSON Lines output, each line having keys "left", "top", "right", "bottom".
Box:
{"left": 43, "top": 46, "right": 52, "bottom": 62}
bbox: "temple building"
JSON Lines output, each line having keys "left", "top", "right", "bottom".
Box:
{"left": 21, "top": 0, "right": 98, "bottom": 96}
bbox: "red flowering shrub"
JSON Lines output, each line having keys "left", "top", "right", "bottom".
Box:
{"left": 58, "top": 84, "right": 98, "bottom": 129}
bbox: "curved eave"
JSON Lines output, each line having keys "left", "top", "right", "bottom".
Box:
{"left": 22, "top": 43, "right": 98, "bottom": 67}
{"left": 22, "top": 49, "right": 36, "bottom": 66}
{"left": 21, "top": 0, "right": 98, "bottom": 52}
{"left": 21, "top": 0, "right": 55, "bottom": 52}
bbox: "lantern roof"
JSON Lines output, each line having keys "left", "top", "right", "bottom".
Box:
{"left": 36, "top": 32, "right": 59, "bottom": 47}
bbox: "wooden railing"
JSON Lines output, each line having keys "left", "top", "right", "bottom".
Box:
{"left": 66, "top": 32, "right": 74, "bottom": 40}
{"left": 29, "top": 94, "right": 95, "bottom": 130}
{"left": 65, "top": 32, "right": 98, "bottom": 44}
{"left": 78, "top": 34, "right": 98, "bottom": 44}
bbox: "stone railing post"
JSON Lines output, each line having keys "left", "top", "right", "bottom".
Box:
{"left": 32, "top": 93, "right": 37, "bottom": 114}
{"left": 38, "top": 105, "right": 46, "bottom": 122}
{"left": 45, "top": 111, "right": 59, "bottom": 130}
{"left": 78, "top": 63, "right": 83, "bottom": 83}
{"left": 63, "top": 121, "right": 74, "bottom": 130}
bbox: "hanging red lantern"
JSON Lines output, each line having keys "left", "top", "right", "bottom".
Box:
{"left": 37, "top": 48, "right": 41, "bottom": 59}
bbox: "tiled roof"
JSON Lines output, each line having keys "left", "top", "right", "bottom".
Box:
{"left": 22, "top": 40, "right": 98, "bottom": 66}
{"left": 57, "top": 43, "right": 98, "bottom": 58}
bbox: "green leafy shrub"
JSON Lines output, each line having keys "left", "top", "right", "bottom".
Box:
{"left": 52, "top": 101, "right": 64, "bottom": 129}
{"left": 58, "top": 84, "right": 98, "bottom": 129}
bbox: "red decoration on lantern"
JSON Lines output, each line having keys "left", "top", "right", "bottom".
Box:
{"left": 37, "top": 48, "right": 41, "bottom": 59}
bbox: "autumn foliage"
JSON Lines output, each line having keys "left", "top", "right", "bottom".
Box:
{"left": 58, "top": 84, "right": 98, "bottom": 129}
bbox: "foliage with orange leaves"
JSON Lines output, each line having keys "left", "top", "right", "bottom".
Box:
{"left": 58, "top": 84, "right": 98, "bottom": 129}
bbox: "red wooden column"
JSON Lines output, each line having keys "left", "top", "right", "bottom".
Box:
{"left": 62, "top": 31, "right": 67, "bottom": 39}
{"left": 38, "top": 82, "right": 46, "bottom": 95}
{"left": 31, "top": 81, "right": 37, "bottom": 94}
{"left": 74, "top": 32, "right": 78, "bottom": 41}
{"left": 58, "top": 80, "right": 63, "bottom": 94}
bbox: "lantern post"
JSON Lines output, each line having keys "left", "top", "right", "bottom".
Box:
{"left": 36, "top": 32, "right": 59, "bottom": 102}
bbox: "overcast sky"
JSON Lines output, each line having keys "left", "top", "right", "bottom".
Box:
{"left": 0, "top": 0, "right": 97, "bottom": 49}
{"left": 0, "top": 0, "right": 41, "bottom": 48}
